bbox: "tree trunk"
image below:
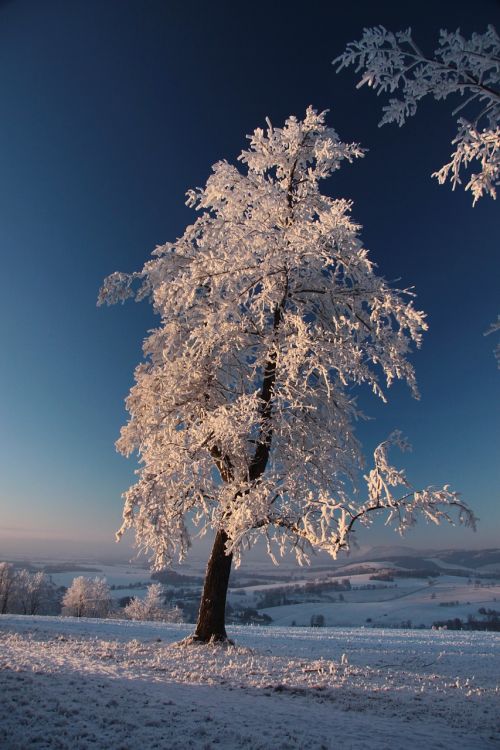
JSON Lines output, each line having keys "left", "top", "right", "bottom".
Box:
{"left": 193, "top": 296, "right": 284, "bottom": 643}
{"left": 193, "top": 529, "right": 233, "bottom": 642}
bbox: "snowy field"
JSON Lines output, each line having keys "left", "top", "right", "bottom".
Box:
{"left": 257, "top": 578, "right": 500, "bottom": 628}
{"left": 1, "top": 615, "right": 499, "bottom": 749}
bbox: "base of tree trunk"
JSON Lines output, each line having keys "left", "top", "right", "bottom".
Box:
{"left": 193, "top": 529, "right": 233, "bottom": 643}
{"left": 176, "top": 633, "right": 235, "bottom": 647}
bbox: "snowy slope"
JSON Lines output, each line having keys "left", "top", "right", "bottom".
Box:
{"left": 260, "top": 579, "right": 500, "bottom": 627}
{"left": 230, "top": 573, "right": 500, "bottom": 628}
{"left": 1, "top": 615, "right": 499, "bottom": 749}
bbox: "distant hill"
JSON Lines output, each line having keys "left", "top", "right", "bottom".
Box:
{"left": 434, "top": 549, "right": 500, "bottom": 569}
{"left": 311, "top": 547, "right": 500, "bottom": 580}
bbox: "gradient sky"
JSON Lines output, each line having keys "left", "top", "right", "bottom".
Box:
{"left": 0, "top": 0, "right": 498, "bottom": 562}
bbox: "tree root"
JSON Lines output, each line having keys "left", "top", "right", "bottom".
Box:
{"left": 175, "top": 633, "right": 235, "bottom": 648}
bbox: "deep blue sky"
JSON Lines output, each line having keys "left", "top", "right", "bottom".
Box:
{"left": 0, "top": 0, "right": 498, "bottom": 561}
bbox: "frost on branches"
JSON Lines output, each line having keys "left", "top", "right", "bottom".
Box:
{"left": 0, "top": 564, "right": 54, "bottom": 616}
{"left": 124, "top": 583, "right": 183, "bottom": 623}
{"left": 62, "top": 577, "right": 111, "bottom": 619}
{"left": 485, "top": 316, "right": 500, "bottom": 368}
{"left": 100, "top": 109, "right": 475, "bottom": 640}
{"left": 334, "top": 26, "right": 500, "bottom": 204}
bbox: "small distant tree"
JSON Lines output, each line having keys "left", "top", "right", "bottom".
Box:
{"left": 124, "top": 582, "right": 183, "bottom": 622}
{"left": 311, "top": 614, "right": 325, "bottom": 627}
{"left": 13, "top": 570, "right": 52, "bottom": 615}
{"left": 100, "top": 108, "right": 475, "bottom": 642}
{"left": 0, "top": 562, "right": 16, "bottom": 614}
{"left": 62, "top": 576, "right": 111, "bottom": 618}
{"left": 62, "top": 576, "right": 87, "bottom": 617}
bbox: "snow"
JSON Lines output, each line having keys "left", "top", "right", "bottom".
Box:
{"left": 1, "top": 615, "right": 499, "bottom": 749}
{"left": 260, "top": 579, "right": 500, "bottom": 628}
{"left": 46, "top": 563, "right": 153, "bottom": 590}
{"left": 227, "top": 572, "right": 500, "bottom": 629}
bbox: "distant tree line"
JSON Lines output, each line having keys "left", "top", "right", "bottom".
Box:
{"left": 226, "top": 606, "right": 273, "bottom": 626}
{"left": 433, "top": 609, "right": 500, "bottom": 632}
{"left": 255, "top": 579, "right": 352, "bottom": 609}
{"left": 151, "top": 570, "right": 202, "bottom": 586}
{"left": 0, "top": 562, "right": 62, "bottom": 615}
{"left": 0, "top": 563, "right": 183, "bottom": 623}
{"left": 374, "top": 569, "right": 440, "bottom": 581}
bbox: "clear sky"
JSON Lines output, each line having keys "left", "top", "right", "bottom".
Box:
{"left": 0, "top": 0, "right": 498, "bottom": 562}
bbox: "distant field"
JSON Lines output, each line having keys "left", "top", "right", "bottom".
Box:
{"left": 256, "top": 579, "right": 500, "bottom": 628}
{"left": 5, "top": 552, "right": 500, "bottom": 626}
{"left": 229, "top": 571, "right": 500, "bottom": 629}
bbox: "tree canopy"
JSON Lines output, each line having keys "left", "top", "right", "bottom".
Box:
{"left": 100, "top": 108, "right": 475, "bottom": 574}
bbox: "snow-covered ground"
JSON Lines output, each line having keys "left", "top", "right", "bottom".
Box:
{"left": 258, "top": 579, "right": 500, "bottom": 628}
{"left": 1, "top": 615, "right": 498, "bottom": 749}
{"left": 231, "top": 574, "right": 500, "bottom": 628}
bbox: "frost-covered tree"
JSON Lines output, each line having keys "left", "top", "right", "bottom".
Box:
{"left": 62, "top": 576, "right": 111, "bottom": 618}
{"left": 13, "top": 570, "right": 51, "bottom": 615}
{"left": 0, "top": 564, "right": 55, "bottom": 615}
{"left": 334, "top": 25, "right": 500, "bottom": 204}
{"left": 335, "top": 26, "right": 500, "bottom": 365}
{"left": 0, "top": 562, "right": 16, "bottom": 614}
{"left": 61, "top": 576, "right": 87, "bottom": 618}
{"left": 100, "top": 108, "right": 475, "bottom": 642}
{"left": 484, "top": 315, "right": 500, "bottom": 368}
{"left": 124, "top": 582, "right": 183, "bottom": 622}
